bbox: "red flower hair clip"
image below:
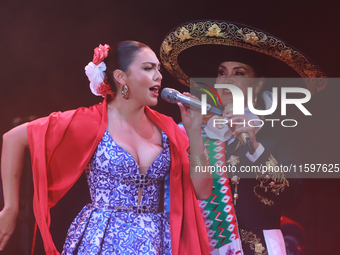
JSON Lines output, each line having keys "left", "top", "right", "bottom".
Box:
{"left": 85, "top": 44, "right": 115, "bottom": 98}
{"left": 93, "top": 44, "right": 110, "bottom": 65}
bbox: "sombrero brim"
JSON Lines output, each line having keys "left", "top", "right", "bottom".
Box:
{"left": 160, "top": 20, "right": 327, "bottom": 96}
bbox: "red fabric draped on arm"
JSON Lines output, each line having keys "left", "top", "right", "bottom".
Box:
{"left": 146, "top": 107, "right": 210, "bottom": 255}
{"left": 27, "top": 100, "right": 108, "bottom": 254}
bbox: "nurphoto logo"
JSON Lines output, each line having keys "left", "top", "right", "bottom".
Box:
{"left": 200, "top": 84, "right": 312, "bottom": 128}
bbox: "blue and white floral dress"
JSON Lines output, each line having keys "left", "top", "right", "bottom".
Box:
{"left": 62, "top": 130, "right": 172, "bottom": 255}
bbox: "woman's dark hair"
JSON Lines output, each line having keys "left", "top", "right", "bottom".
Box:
{"left": 104, "top": 41, "right": 149, "bottom": 94}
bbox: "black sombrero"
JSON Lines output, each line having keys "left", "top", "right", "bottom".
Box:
{"left": 160, "top": 20, "right": 327, "bottom": 96}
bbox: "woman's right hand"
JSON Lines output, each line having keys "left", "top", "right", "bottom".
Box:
{"left": 177, "top": 92, "right": 203, "bottom": 141}
{"left": 0, "top": 208, "right": 18, "bottom": 251}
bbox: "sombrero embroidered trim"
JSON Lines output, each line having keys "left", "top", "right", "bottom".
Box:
{"left": 160, "top": 20, "right": 327, "bottom": 95}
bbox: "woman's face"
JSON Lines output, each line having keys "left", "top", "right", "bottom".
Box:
{"left": 124, "top": 47, "right": 162, "bottom": 106}
{"left": 216, "top": 61, "right": 263, "bottom": 107}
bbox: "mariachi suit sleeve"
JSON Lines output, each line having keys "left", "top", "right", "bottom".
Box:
{"left": 229, "top": 124, "right": 303, "bottom": 229}
{"left": 249, "top": 124, "right": 302, "bottom": 209}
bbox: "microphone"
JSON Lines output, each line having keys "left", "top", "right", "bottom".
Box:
{"left": 225, "top": 104, "right": 254, "bottom": 155}
{"left": 161, "top": 88, "right": 222, "bottom": 116}
{"left": 241, "top": 133, "right": 255, "bottom": 155}
{"left": 161, "top": 88, "right": 254, "bottom": 154}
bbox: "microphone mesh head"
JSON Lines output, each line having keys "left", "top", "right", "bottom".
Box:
{"left": 161, "top": 88, "right": 179, "bottom": 104}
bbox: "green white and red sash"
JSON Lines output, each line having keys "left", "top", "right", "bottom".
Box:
{"left": 199, "top": 136, "right": 242, "bottom": 254}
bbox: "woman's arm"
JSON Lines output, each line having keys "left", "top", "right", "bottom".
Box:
{"left": 0, "top": 123, "right": 28, "bottom": 251}
{"left": 178, "top": 93, "right": 212, "bottom": 200}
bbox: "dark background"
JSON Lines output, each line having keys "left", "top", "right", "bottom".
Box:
{"left": 0, "top": 0, "right": 339, "bottom": 254}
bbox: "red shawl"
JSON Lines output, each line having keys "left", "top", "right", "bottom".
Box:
{"left": 27, "top": 98, "right": 209, "bottom": 255}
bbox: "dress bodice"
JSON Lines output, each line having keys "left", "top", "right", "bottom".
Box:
{"left": 86, "top": 129, "right": 171, "bottom": 212}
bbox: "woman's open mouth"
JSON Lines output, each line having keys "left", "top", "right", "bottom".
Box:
{"left": 149, "top": 85, "right": 161, "bottom": 96}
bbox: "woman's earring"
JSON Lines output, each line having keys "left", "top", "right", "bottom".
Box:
{"left": 121, "top": 84, "right": 129, "bottom": 99}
